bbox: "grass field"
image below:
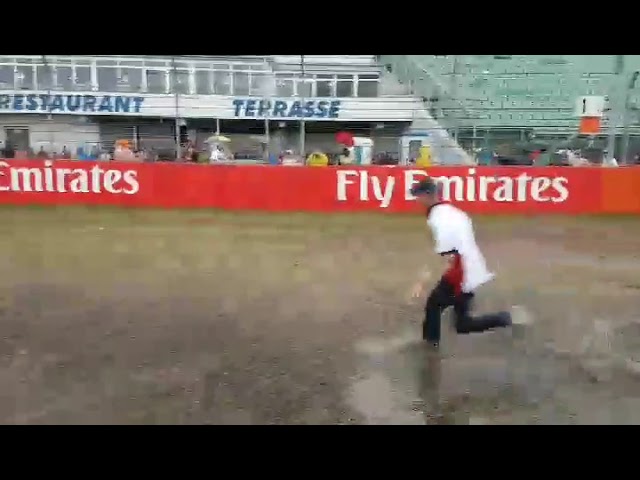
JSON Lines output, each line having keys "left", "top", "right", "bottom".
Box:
{"left": 1, "top": 206, "right": 640, "bottom": 424}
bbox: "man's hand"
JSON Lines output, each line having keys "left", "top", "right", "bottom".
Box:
{"left": 407, "top": 267, "right": 431, "bottom": 302}
{"left": 410, "top": 280, "right": 426, "bottom": 300}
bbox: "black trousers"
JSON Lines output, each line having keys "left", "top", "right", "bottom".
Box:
{"left": 423, "top": 279, "right": 511, "bottom": 343}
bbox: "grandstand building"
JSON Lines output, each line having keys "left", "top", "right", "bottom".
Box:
{"left": 0, "top": 55, "right": 467, "bottom": 163}
{"left": 1, "top": 55, "right": 639, "bottom": 163}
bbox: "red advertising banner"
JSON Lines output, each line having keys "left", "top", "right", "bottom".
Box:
{"left": 0, "top": 159, "right": 637, "bottom": 215}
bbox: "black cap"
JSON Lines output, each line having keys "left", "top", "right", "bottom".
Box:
{"left": 410, "top": 178, "right": 438, "bottom": 197}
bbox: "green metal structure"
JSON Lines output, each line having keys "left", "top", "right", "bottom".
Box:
{"left": 382, "top": 55, "right": 640, "bottom": 157}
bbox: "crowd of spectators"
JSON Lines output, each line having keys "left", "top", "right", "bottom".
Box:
{"left": 2, "top": 137, "right": 639, "bottom": 167}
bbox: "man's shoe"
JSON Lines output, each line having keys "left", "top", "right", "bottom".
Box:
{"left": 511, "top": 305, "right": 533, "bottom": 326}
{"left": 510, "top": 305, "right": 533, "bottom": 340}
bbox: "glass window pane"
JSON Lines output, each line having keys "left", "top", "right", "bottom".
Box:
{"left": 55, "top": 66, "right": 73, "bottom": 90}
{"left": 16, "top": 65, "right": 34, "bottom": 90}
{"left": 336, "top": 80, "right": 353, "bottom": 97}
{"left": 147, "top": 70, "right": 167, "bottom": 94}
{"left": 196, "top": 70, "right": 212, "bottom": 94}
{"left": 0, "top": 65, "right": 14, "bottom": 88}
{"left": 297, "top": 80, "right": 312, "bottom": 97}
{"left": 316, "top": 79, "right": 333, "bottom": 97}
{"left": 73, "top": 57, "right": 93, "bottom": 66}
{"left": 315, "top": 74, "right": 333, "bottom": 97}
{"left": 36, "top": 65, "right": 52, "bottom": 89}
{"left": 171, "top": 69, "right": 190, "bottom": 94}
{"left": 275, "top": 74, "right": 293, "bottom": 96}
{"left": 250, "top": 72, "right": 268, "bottom": 95}
{"left": 75, "top": 66, "right": 92, "bottom": 90}
{"left": 358, "top": 80, "right": 378, "bottom": 97}
{"left": 96, "top": 58, "right": 117, "bottom": 66}
{"left": 121, "top": 69, "right": 143, "bottom": 92}
{"left": 97, "top": 67, "right": 118, "bottom": 91}
{"left": 119, "top": 60, "right": 143, "bottom": 68}
{"left": 213, "top": 71, "right": 231, "bottom": 95}
{"left": 144, "top": 60, "right": 168, "bottom": 68}
{"left": 233, "top": 72, "right": 249, "bottom": 95}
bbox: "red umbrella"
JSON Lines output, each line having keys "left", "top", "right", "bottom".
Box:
{"left": 335, "top": 131, "right": 354, "bottom": 148}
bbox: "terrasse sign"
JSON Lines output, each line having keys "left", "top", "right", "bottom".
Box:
{"left": 232, "top": 98, "right": 342, "bottom": 119}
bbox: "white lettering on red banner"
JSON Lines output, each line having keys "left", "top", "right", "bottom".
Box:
{"left": 0, "top": 160, "right": 140, "bottom": 195}
{"left": 337, "top": 168, "right": 569, "bottom": 208}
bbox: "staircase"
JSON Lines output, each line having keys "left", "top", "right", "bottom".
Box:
{"left": 381, "top": 62, "right": 474, "bottom": 165}
{"left": 266, "top": 55, "right": 473, "bottom": 165}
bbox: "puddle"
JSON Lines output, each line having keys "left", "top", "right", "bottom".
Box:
{"left": 347, "top": 324, "right": 640, "bottom": 425}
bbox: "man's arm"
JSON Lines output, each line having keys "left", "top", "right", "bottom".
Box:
{"left": 416, "top": 253, "right": 456, "bottom": 283}
{"left": 410, "top": 254, "right": 455, "bottom": 299}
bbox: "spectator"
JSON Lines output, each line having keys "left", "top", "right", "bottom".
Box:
{"left": 3, "top": 146, "right": 15, "bottom": 158}
{"left": 36, "top": 146, "right": 49, "bottom": 159}
{"left": 477, "top": 148, "right": 494, "bottom": 166}
{"left": 209, "top": 144, "right": 226, "bottom": 163}
{"left": 339, "top": 147, "right": 354, "bottom": 165}
{"left": 90, "top": 145, "right": 100, "bottom": 160}
{"left": 415, "top": 145, "right": 432, "bottom": 167}
{"left": 601, "top": 150, "right": 618, "bottom": 167}
{"left": 306, "top": 151, "right": 329, "bottom": 167}
{"left": 114, "top": 140, "right": 138, "bottom": 162}
{"left": 61, "top": 146, "right": 71, "bottom": 159}
{"left": 529, "top": 149, "right": 541, "bottom": 164}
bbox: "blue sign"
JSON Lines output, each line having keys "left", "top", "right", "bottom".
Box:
{"left": 233, "top": 98, "right": 341, "bottom": 119}
{"left": 0, "top": 94, "right": 145, "bottom": 114}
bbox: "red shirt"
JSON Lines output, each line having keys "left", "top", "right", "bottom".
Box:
{"left": 443, "top": 253, "right": 463, "bottom": 296}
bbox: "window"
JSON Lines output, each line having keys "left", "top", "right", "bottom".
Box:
{"left": 296, "top": 79, "right": 312, "bottom": 98}
{"left": 315, "top": 74, "right": 333, "bottom": 97}
{"left": 275, "top": 74, "right": 294, "bottom": 97}
{"left": 233, "top": 71, "right": 249, "bottom": 95}
{"left": 16, "top": 65, "right": 35, "bottom": 90}
{"left": 336, "top": 74, "right": 354, "bottom": 97}
{"left": 120, "top": 68, "right": 143, "bottom": 92}
{"left": 146, "top": 70, "right": 167, "bottom": 94}
{"left": 0, "top": 65, "right": 13, "bottom": 88}
{"left": 97, "top": 67, "right": 118, "bottom": 91}
{"left": 54, "top": 66, "right": 73, "bottom": 90}
{"left": 357, "top": 75, "right": 378, "bottom": 97}
{"left": 336, "top": 80, "right": 353, "bottom": 97}
{"left": 36, "top": 65, "right": 52, "bottom": 90}
{"left": 213, "top": 71, "right": 231, "bottom": 95}
{"left": 196, "top": 70, "right": 213, "bottom": 95}
{"left": 408, "top": 140, "right": 422, "bottom": 161}
{"left": 171, "top": 69, "right": 190, "bottom": 94}
{"left": 250, "top": 71, "right": 268, "bottom": 96}
{"left": 75, "top": 66, "right": 92, "bottom": 90}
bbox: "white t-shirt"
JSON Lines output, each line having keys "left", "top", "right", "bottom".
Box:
{"left": 210, "top": 149, "right": 226, "bottom": 163}
{"left": 427, "top": 203, "right": 495, "bottom": 293}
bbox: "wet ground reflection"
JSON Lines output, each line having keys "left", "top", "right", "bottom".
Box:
{"left": 349, "top": 327, "right": 640, "bottom": 425}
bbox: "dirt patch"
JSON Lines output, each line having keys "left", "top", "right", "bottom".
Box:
{"left": 0, "top": 206, "right": 639, "bottom": 424}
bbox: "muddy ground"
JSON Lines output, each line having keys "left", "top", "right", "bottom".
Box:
{"left": 0, "top": 206, "right": 639, "bottom": 424}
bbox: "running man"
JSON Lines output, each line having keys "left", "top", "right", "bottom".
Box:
{"left": 409, "top": 178, "right": 529, "bottom": 347}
